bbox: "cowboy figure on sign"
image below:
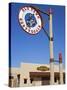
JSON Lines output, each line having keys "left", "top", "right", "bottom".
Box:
{"left": 25, "top": 13, "right": 37, "bottom": 28}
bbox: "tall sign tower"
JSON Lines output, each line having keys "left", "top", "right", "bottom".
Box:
{"left": 19, "top": 6, "right": 54, "bottom": 85}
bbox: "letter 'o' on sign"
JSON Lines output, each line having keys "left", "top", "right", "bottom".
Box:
{"left": 19, "top": 6, "right": 42, "bottom": 34}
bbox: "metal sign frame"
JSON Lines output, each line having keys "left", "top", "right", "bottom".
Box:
{"left": 19, "top": 6, "right": 43, "bottom": 35}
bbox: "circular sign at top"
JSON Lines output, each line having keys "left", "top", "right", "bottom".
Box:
{"left": 19, "top": 6, "right": 42, "bottom": 34}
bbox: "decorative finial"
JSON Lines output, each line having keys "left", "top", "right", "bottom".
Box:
{"left": 48, "top": 8, "right": 52, "bottom": 14}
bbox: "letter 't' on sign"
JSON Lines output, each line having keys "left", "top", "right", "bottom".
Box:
{"left": 19, "top": 6, "right": 42, "bottom": 34}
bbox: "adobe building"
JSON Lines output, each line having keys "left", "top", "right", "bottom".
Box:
{"left": 9, "top": 63, "right": 65, "bottom": 87}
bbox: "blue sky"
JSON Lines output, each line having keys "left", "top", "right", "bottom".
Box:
{"left": 10, "top": 3, "right": 65, "bottom": 67}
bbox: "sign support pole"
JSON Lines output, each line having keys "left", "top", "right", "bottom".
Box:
{"left": 59, "top": 53, "right": 63, "bottom": 84}
{"left": 19, "top": 6, "right": 55, "bottom": 85}
{"left": 49, "top": 8, "right": 54, "bottom": 85}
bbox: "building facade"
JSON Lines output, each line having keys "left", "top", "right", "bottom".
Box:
{"left": 9, "top": 63, "right": 65, "bottom": 87}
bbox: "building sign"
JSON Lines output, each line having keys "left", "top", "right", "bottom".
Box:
{"left": 37, "top": 66, "right": 49, "bottom": 71}
{"left": 19, "top": 6, "right": 42, "bottom": 34}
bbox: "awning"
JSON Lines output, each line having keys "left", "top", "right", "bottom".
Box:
{"left": 29, "top": 72, "right": 65, "bottom": 78}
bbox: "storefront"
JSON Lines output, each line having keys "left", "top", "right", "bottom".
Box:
{"left": 9, "top": 63, "right": 65, "bottom": 87}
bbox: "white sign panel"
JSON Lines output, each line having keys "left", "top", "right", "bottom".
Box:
{"left": 19, "top": 6, "right": 42, "bottom": 34}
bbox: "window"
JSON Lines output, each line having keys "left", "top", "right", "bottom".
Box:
{"left": 24, "top": 79, "right": 27, "bottom": 84}
{"left": 30, "top": 79, "right": 33, "bottom": 83}
{"left": 55, "top": 77, "right": 56, "bottom": 82}
{"left": 17, "top": 74, "right": 20, "bottom": 87}
{"left": 9, "top": 76, "right": 14, "bottom": 79}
